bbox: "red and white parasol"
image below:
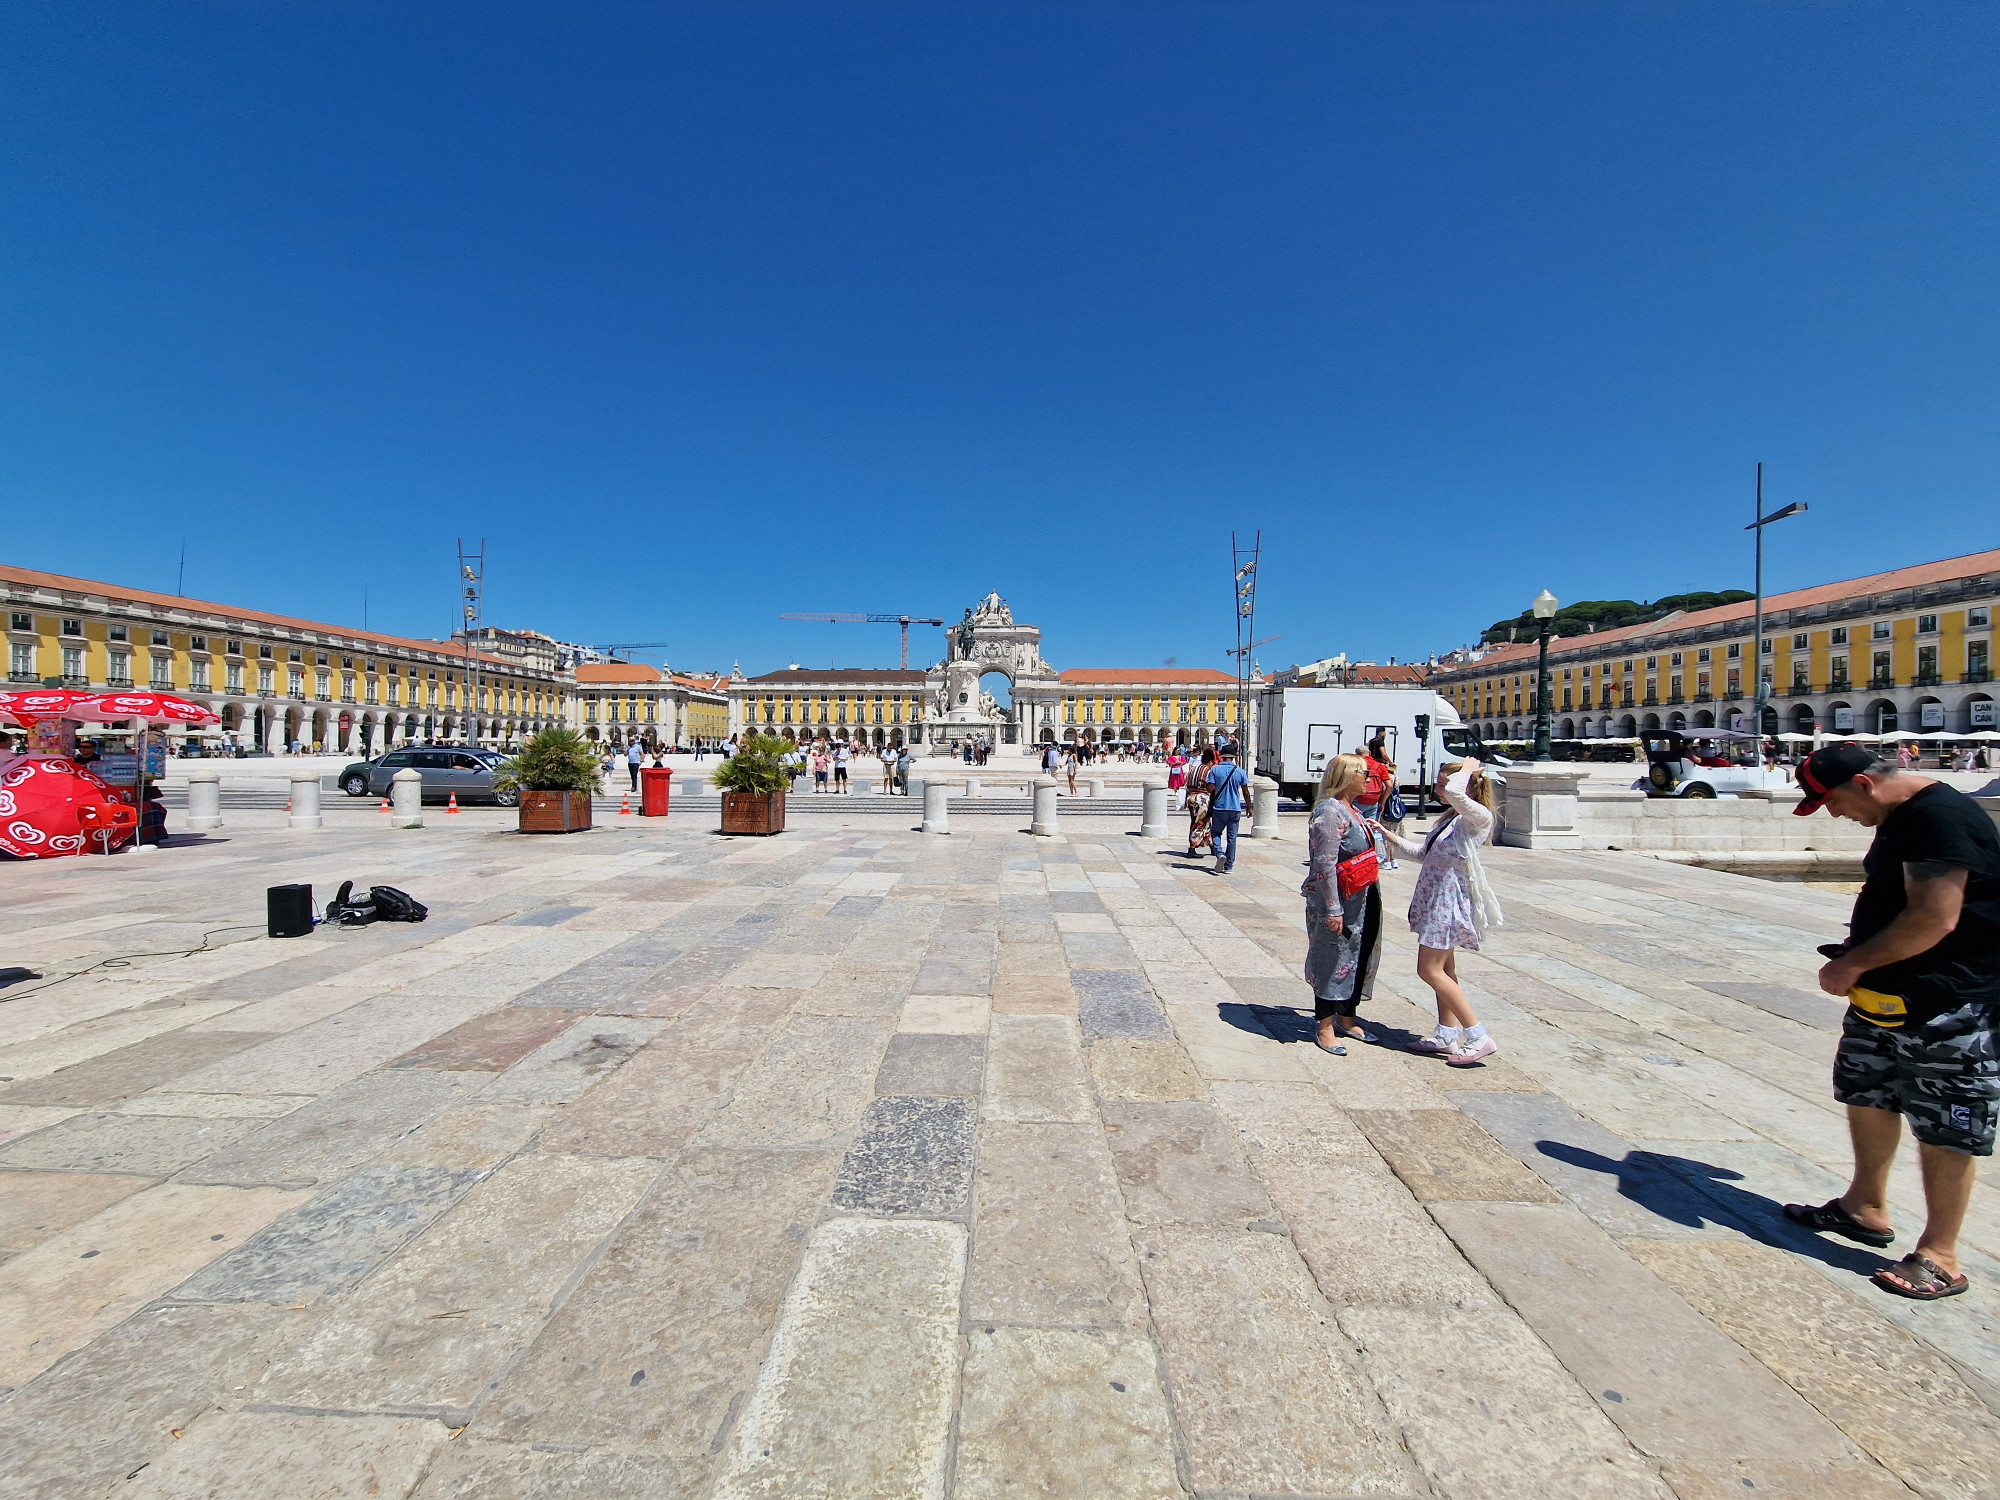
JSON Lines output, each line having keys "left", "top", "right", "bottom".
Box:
{"left": 0, "top": 689, "right": 220, "bottom": 728}
{"left": 0, "top": 755, "right": 137, "bottom": 858}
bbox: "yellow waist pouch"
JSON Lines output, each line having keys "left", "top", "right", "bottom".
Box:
{"left": 1848, "top": 986, "right": 1908, "bottom": 1028}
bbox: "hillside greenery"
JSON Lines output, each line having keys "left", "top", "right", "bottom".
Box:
{"left": 1480, "top": 590, "right": 1753, "bottom": 645}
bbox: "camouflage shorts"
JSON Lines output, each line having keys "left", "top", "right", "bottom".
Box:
{"left": 1832, "top": 1002, "right": 2000, "bottom": 1156}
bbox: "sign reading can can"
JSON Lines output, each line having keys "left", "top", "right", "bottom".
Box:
{"left": 1832, "top": 706, "right": 1855, "bottom": 731}
{"left": 1972, "top": 699, "right": 1997, "bottom": 728}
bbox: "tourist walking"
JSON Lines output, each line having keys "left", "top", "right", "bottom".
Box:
{"left": 1363, "top": 735, "right": 1405, "bottom": 871}
{"left": 1166, "top": 747, "right": 1188, "bottom": 807}
{"left": 833, "top": 742, "right": 851, "bottom": 793}
{"left": 895, "top": 745, "right": 912, "bottom": 794}
{"left": 1185, "top": 747, "right": 1216, "bottom": 856}
{"left": 1304, "top": 754, "right": 1383, "bottom": 1054}
{"left": 626, "top": 739, "right": 643, "bottom": 791}
{"left": 1206, "top": 746, "right": 1248, "bottom": 875}
{"left": 1064, "top": 745, "right": 1079, "bottom": 796}
{"left": 1782, "top": 746, "right": 2000, "bottom": 1300}
{"left": 1373, "top": 759, "right": 1504, "bottom": 1065}
{"left": 1042, "top": 741, "right": 1061, "bottom": 777}
{"left": 811, "top": 747, "right": 831, "bottom": 793}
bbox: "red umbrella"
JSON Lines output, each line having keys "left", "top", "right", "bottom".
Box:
{"left": 0, "top": 689, "right": 219, "bottom": 727}
{"left": 0, "top": 755, "right": 137, "bottom": 858}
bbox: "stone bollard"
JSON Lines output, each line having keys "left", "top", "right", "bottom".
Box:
{"left": 1032, "top": 776, "right": 1060, "bottom": 837}
{"left": 965, "top": 777, "right": 981, "bottom": 799}
{"left": 683, "top": 776, "right": 705, "bottom": 796}
{"left": 907, "top": 776, "right": 924, "bottom": 809}
{"left": 1087, "top": 777, "right": 1105, "bottom": 800}
{"left": 288, "top": 770, "right": 323, "bottom": 831}
{"left": 1140, "top": 778, "right": 1169, "bottom": 838}
{"left": 852, "top": 778, "right": 872, "bottom": 796}
{"left": 1247, "top": 776, "right": 1280, "bottom": 839}
{"left": 186, "top": 766, "right": 222, "bottom": 832}
{"left": 390, "top": 767, "right": 424, "bottom": 828}
{"left": 922, "top": 778, "right": 951, "bottom": 834}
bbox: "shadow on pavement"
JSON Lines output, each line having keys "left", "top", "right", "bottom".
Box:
{"left": 1539, "top": 1140, "right": 1895, "bottom": 1276}
{"left": 1221, "top": 1002, "right": 1423, "bottom": 1051}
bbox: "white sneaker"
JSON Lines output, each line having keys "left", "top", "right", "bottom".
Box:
{"left": 1409, "top": 1030, "right": 1458, "bottom": 1056}
{"left": 1447, "top": 1036, "right": 1497, "bottom": 1067}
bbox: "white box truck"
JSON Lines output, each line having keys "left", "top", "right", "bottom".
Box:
{"left": 1254, "top": 686, "right": 1496, "bottom": 804}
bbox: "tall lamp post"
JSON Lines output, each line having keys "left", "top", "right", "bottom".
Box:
{"left": 1529, "top": 589, "right": 1559, "bottom": 762}
{"left": 1746, "top": 463, "right": 1806, "bottom": 740}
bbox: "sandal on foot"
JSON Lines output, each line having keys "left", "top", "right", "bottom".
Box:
{"left": 1340, "top": 1026, "right": 1378, "bottom": 1045}
{"left": 1314, "top": 1039, "right": 1347, "bottom": 1056}
{"left": 1873, "top": 1253, "right": 1967, "bottom": 1301}
{"left": 1782, "top": 1198, "right": 1895, "bottom": 1248}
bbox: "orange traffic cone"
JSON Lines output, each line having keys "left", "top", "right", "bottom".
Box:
{"left": 379, "top": 798, "right": 390, "bottom": 813}
{"left": 447, "top": 793, "right": 460, "bottom": 814}
{"left": 619, "top": 793, "right": 632, "bottom": 816}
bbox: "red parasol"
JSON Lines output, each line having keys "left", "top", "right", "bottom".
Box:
{"left": 0, "top": 689, "right": 220, "bottom": 728}
{"left": 0, "top": 755, "right": 137, "bottom": 858}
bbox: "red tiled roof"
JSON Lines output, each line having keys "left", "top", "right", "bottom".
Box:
{"left": 1436, "top": 547, "right": 2000, "bottom": 677}
{"left": 575, "top": 663, "right": 662, "bottom": 684}
{"left": 1, "top": 560, "right": 528, "bottom": 672}
{"left": 1058, "top": 668, "right": 1236, "bottom": 685}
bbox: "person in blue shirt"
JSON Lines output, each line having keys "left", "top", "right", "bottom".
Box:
{"left": 1205, "top": 747, "right": 1249, "bottom": 874}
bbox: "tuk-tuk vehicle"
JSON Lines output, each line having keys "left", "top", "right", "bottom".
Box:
{"left": 1636, "top": 729, "right": 1785, "bottom": 799}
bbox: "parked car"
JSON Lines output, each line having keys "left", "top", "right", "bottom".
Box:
{"left": 1635, "top": 730, "right": 1784, "bottom": 799}
{"left": 338, "top": 747, "right": 518, "bottom": 805}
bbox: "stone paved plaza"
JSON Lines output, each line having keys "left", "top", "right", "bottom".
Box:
{"left": 3, "top": 805, "right": 1999, "bottom": 1499}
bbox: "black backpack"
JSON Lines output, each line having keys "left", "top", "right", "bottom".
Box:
{"left": 327, "top": 880, "right": 429, "bottom": 926}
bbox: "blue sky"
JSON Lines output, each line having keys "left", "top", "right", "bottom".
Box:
{"left": 3, "top": 3, "right": 1995, "bottom": 678}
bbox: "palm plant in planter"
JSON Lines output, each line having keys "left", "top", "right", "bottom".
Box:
{"left": 493, "top": 727, "right": 601, "bottom": 833}
{"left": 712, "top": 733, "right": 790, "bottom": 835}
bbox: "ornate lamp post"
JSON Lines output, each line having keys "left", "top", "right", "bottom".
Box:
{"left": 1746, "top": 463, "right": 1806, "bottom": 739}
{"left": 1530, "top": 589, "right": 1559, "bottom": 762}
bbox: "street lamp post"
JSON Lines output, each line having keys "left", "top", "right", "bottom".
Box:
{"left": 1530, "top": 589, "right": 1559, "bottom": 762}
{"left": 1745, "top": 463, "right": 1806, "bottom": 739}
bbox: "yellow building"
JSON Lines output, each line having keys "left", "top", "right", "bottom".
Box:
{"left": 1049, "top": 668, "right": 1242, "bottom": 747}
{"left": 1433, "top": 548, "right": 1999, "bottom": 740}
{"left": 731, "top": 667, "right": 930, "bottom": 747}
{"left": 3, "top": 562, "right": 571, "bottom": 754}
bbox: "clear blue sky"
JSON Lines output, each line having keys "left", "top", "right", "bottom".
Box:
{"left": 3, "top": 3, "right": 1995, "bottom": 677}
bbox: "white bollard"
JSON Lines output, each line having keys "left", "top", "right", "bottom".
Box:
{"left": 390, "top": 767, "right": 423, "bottom": 828}
{"left": 683, "top": 776, "right": 705, "bottom": 796}
{"left": 1140, "top": 778, "right": 1169, "bottom": 838}
{"left": 186, "top": 766, "right": 222, "bottom": 832}
{"left": 922, "top": 778, "right": 951, "bottom": 834}
{"left": 965, "top": 777, "right": 981, "bottom": 799}
{"left": 1032, "top": 776, "right": 1060, "bottom": 837}
{"left": 1087, "top": 777, "right": 1105, "bottom": 800}
{"left": 907, "top": 776, "right": 924, "bottom": 809}
{"left": 288, "top": 771, "right": 323, "bottom": 831}
{"left": 1249, "top": 775, "right": 1280, "bottom": 839}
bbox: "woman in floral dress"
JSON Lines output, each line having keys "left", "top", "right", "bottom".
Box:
{"left": 1184, "top": 747, "right": 1217, "bottom": 857}
{"left": 1375, "top": 759, "right": 1504, "bottom": 1066}
{"left": 1303, "top": 754, "right": 1382, "bottom": 1054}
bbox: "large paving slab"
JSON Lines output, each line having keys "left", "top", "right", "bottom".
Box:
{"left": 6, "top": 812, "right": 2000, "bottom": 1493}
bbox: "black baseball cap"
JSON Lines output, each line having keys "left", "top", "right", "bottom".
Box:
{"left": 1794, "top": 743, "right": 1877, "bottom": 816}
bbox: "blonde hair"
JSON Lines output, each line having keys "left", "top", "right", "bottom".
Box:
{"left": 1318, "top": 752, "right": 1368, "bottom": 804}
{"left": 1438, "top": 759, "right": 1496, "bottom": 812}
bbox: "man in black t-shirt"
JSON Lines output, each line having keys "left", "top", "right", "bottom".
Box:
{"left": 1781, "top": 745, "right": 2000, "bottom": 1300}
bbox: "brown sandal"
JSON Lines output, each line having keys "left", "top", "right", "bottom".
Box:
{"left": 1872, "top": 1253, "right": 1967, "bottom": 1301}
{"left": 1783, "top": 1198, "right": 1894, "bottom": 1248}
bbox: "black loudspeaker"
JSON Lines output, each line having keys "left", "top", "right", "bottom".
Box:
{"left": 267, "top": 883, "right": 314, "bottom": 938}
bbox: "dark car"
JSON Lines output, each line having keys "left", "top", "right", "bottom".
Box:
{"left": 338, "top": 747, "right": 517, "bottom": 805}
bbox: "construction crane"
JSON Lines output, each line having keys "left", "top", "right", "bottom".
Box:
{"left": 778, "top": 613, "right": 945, "bottom": 669}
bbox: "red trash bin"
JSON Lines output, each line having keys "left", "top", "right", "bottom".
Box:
{"left": 639, "top": 765, "right": 672, "bottom": 817}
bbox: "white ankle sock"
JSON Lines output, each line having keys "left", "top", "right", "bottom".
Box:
{"left": 1435, "top": 1025, "right": 1462, "bottom": 1042}
{"left": 1463, "top": 1024, "right": 1488, "bottom": 1043}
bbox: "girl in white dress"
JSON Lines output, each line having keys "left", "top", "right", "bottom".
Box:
{"left": 1374, "top": 759, "right": 1504, "bottom": 1065}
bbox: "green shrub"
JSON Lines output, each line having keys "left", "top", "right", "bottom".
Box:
{"left": 712, "top": 734, "right": 793, "bottom": 795}
{"left": 491, "top": 727, "right": 601, "bottom": 795}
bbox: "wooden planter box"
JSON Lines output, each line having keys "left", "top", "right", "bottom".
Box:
{"left": 721, "top": 789, "right": 786, "bottom": 836}
{"left": 519, "top": 790, "right": 594, "bottom": 833}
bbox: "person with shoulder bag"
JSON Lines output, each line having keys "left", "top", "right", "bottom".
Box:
{"left": 1304, "top": 754, "right": 1383, "bottom": 1054}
